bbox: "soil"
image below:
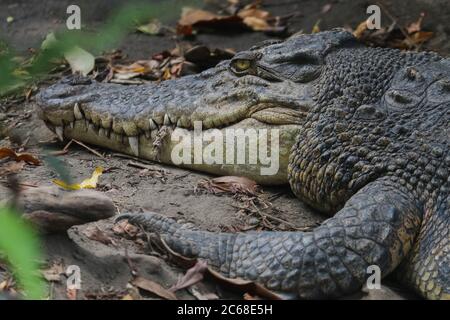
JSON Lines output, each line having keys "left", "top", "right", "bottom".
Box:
{"left": 1, "top": 0, "right": 447, "bottom": 300}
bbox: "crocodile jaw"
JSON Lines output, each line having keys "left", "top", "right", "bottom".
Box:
{"left": 49, "top": 116, "right": 299, "bottom": 185}
{"left": 36, "top": 65, "right": 311, "bottom": 184}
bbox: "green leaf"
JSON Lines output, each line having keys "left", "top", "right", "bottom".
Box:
{"left": 64, "top": 46, "right": 95, "bottom": 76}
{"left": 0, "top": 207, "right": 45, "bottom": 299}
{"left": 137, "top": 19, "right": 163, "bottom": 35}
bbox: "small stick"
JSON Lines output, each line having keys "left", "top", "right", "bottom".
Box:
{"left": 71, "top": 139, "right": 104, "bottom": 158}
{"left": 112, "top": 152, "right": 156, "bottom": 165}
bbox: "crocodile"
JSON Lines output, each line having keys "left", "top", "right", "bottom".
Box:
{"left": 36, "top": 30, "right": 449, "bottom": 299}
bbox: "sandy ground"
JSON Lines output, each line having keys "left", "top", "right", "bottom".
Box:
{"left": 1, "top": 0, "right": 448, "bottom": 300}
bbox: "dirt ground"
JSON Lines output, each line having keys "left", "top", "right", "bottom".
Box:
{"left": 1, "top": 0, "right": 448, "bottom": 300}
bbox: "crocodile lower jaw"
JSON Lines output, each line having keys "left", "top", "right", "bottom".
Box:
{"left": 45, "top": 118, "right": 301, "bottom": 185}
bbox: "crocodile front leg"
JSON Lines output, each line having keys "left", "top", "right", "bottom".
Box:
{"left": 116, "top": 178, "right": 422, "bottom": 298}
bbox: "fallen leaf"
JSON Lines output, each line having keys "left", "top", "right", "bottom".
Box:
{"left": 178, "top": 7, "right": 229, "bottom": 27}
{"left": 197, "top": 176, "right": 259, "bottom": 195}
{"left": 170, "top": 260, "right": 208, "bottom": 292}
{"left": 137, "top": 19, "right": 163, "bottom": 35}
{"left": 112, "top": 219, "right": 140, "bottom": 238}
{"left": 407, "top": 12, "right": 426, "bottom": 34}
{"left": 352, "top": 20, "right": 368, "bottom": 39}
{"left": 190, "top": 286, "right": 219, "bottom": 300}
{"left": 243, "top": 292, "right": 262, "bottom": 300}
{"left": 66, "top": 288, "right": 77, "bottom": 300}
{"left": 241, "top": 16, "right": 270, "bottom": 31}
{"left": 321, "top": 4, "right": 332, "bottom": 14}
{"left": 64, "top": 46, "right": 95, "bottom": 76}
{"left": 158, "top": 237, "right": 282, "bottom": 300}
{"left": 0, "top": 147, "right": 40, "bottom": 165}
{"left": 131, "top": 276, "right": 177, "bottom": 300}
{"left": 41, "top": 262, "right": 65, "bottom": 282}
{"left": 52, "top": 166, "right": 103, "bottom": 190}
{"left": 408, "top": 31, "right": 433, "bottom": 45}
{"left": 312, "top": 19, "right": 321, "bottom": 33}
{"left": 177, "top": 5, "right": 283, "bottom": 35}
{"left": 0, "top": 161, "right": 25, "bottom": 176}
{"left": 83, "top": 226, "right": 113, "bottom": 245}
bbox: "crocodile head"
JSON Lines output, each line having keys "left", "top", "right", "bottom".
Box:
{"left": 36, "top": 30, "right": 357, "bottom": 184}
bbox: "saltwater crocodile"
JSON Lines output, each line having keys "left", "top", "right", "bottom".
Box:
{"left": 36, "top": 30, "right": 449, "bottom": 299}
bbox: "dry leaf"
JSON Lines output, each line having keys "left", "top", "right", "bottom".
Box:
{"left": 408, "top": 31, "right": 433, "bottom": 45}
{"left": 407, "top": 12, "right": 425, "bottom": 34}
{"left": 158, "top": 237, "right": 282, "bottom": 300}
{"left": 321, "top": 3, "right": 332, "bottom": 14}
{"left": 83, "top": 226, "right": 113, "bottom": 245}
{"left": 64, "top": 46, "right": 95, "bottom": 77}
{"left": 112, "top": 60, "right": 159, "bottom": 80}
{"left": 112, "top": 219, "right": 140, "bottom": 238}
{"left": 0, "top": 147, "right": 40, "bottom": 165}
{"left": 177, "top": 5, "right": 283, "bottom": 35}
{"left": 312, "top": 19, "right": 321, "bottom": 34}
{"left": 137, "top": 19, "right": 163, "bottom": 35}
{"left": 242, "top": 16, "right": 270, "bottom": 31}
{"left": 66, "top": 288, "right": 77, "bottom": 300}
{"left": 52, "top": 166, "right": 103, "bottom": 190}
{"left": 131, "top": 276, "right": 177, "bottom": 300}
{"left": 170, "top": 260, "right": 208, "bottom": 292}
{"left": 41, "top": 262, "right": 65, "bottom": 282}
{"left": 353, "top": 20, "right": 368, "bottom": 39}
{"left": 197, "top": 176, "right": 259, "bottom": 195}
{"left": 0, "top": 161, "right": 25, "bottom": 176}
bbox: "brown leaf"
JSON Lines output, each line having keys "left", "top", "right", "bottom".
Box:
{"left": 321, "top": 3, "right": 333, "bottom": 14}
{"left": 408, "top": 31, "right": 433, "bottom": 45}
{"left": 157, "top": 237, "right": 282, "bottom": 300}
{"left": 112, "top": 60, "right": 160, "bottom": 80}
{"left": 170, "top": 260, "right": 208, "bottom": 292}
{"left": 66, "top": 288, "right": 77, "bottom": 300}
{"left": 407, "top": 12, "right": 425, "bottom": 34}
{"left": 0, "top": 147, "right": 40, "bottom": 165}
{"left": 112, "top": 219, "right": 140, "bottom": 238}
{"left": 0, "top": 161, "right": 25, "bottom": 175}
{"left": 131, "top": 276, "right": 177, "bottom": 300}
{"left": 83, "top": 226, "right": 113, "bottom": 246}
{"left": 41, "top": 262, "right": 65, "bottom": 283}
{"left": 353, "top": 20, "right": 368, "bottom": 39}
{"left": 197, "top": 176, "right": 259, "bottom": 195}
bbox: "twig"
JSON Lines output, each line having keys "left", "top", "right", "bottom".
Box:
{"left": 71, "top": 139, "right": 104, "bottom": 158}
{"left": 377, "top": 2, "right": 416, "bottom": 49}
{"left": 112, "top": 152, "right": 156, "bottom": 165}
{"left": 123, "top": 246, "right": 138, "bottom": 277}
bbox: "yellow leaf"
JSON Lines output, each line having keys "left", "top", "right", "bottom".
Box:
{"left": 312, "top": 20, "right": 321, "bottom": 34}
{"left": 353, "top": 21, "right": 368, "bottom": 39}
{"left": 53, "top": 167, "right": 104, "bottom": 190}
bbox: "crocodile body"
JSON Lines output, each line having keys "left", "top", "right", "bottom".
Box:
{"left": 37, "top": 30, "right": 449, "bottom": 299}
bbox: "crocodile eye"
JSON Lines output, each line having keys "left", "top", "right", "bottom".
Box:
{"left": 231, "top": 59, "right": 252, "bottom": 73}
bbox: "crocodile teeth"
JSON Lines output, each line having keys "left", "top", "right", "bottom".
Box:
{"left": 74, "top": 103, "right": 83, "bottom": 120}
{"left": 128, "top": 136, "right": 139, "bottom": 156}
{"left": 99, "top": 128, "right": 106, "bottom": 137}
{"left": 164, "top": 114, "right": 171, "bottom": 126}
{"left": 69, "top": 122, "right": 74, "bottom": 129}
{"left": 176, "top": 119, "right": 182, "bottom": 127}
{"left": 55, "top": 126, "right": 64, "bottom": 141}
{"left": 149, "top": 119, "right": 158, "bottom": 130}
